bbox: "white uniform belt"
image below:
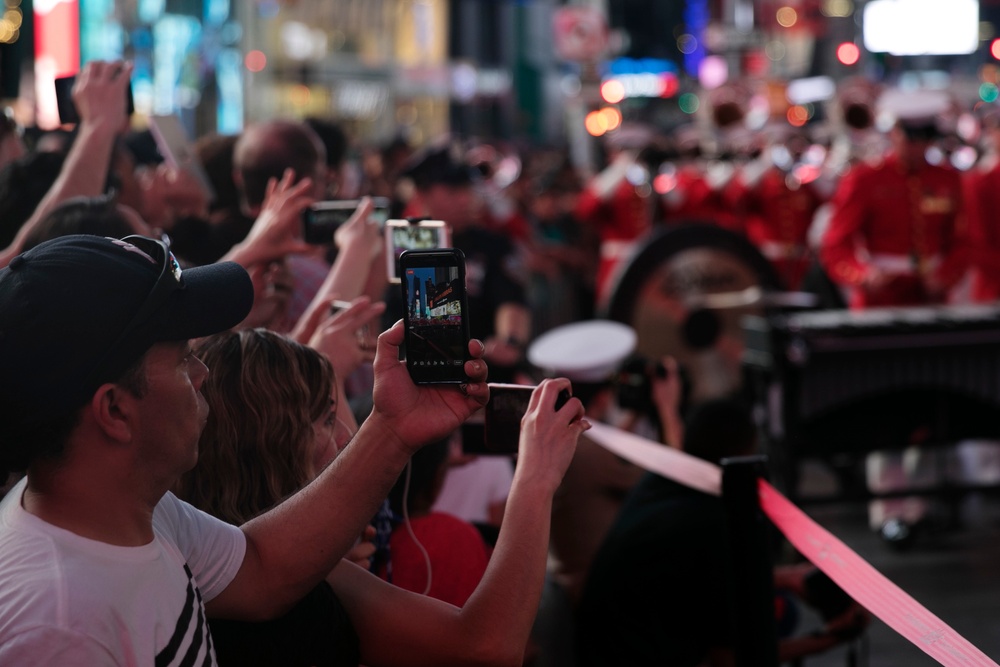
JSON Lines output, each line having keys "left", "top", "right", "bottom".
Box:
{"left": 600, "top": 240, "right": 637, "bottom": 260}
{"left": 869, "top": 253, "right": 941, "bottom": 275}
{"left": 759, "top": 240, "right": 805, "bottom": 261}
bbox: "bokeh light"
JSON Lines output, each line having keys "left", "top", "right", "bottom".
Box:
{"left": 245, "top": 50, "right": 267, "bottom": 72}
{"left": 678, "top": 93, "right": 700, "bottom": 114}
{"left": 601, "top": 79, "right": 626, "bottom": 104}
{"left": 776, "top": 7, "right": 798, "bottom": 28}
{"left": 837, "top": 42, "right": 861, "bottom": 65}
{"left": 600, "top": 107, "right": 622, "bottom": 132}
{"left": 585, "top": 110, "right": 608, "bottom": 137}
{"left": 992, "top": 38, "right": 1000, "bottom": 60}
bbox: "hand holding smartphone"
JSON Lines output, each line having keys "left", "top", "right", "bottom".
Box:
{"left": 469, "top": 384, "right": 573, "bottom": 455}
{"left": 54, "top": 73, "right": 134, "bottom": 126}
{"left": 303, "top": 196, "right": 390, "bottom": 245}
{"left": 399, "top": 248, "right": 472, "bottom": 384}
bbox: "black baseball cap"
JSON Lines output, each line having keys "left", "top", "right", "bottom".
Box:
{"left": 0, "top": 234, "right": 253, "bottom": 416}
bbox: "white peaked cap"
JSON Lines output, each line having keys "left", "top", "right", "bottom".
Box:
{"left": 876, "top": 88, "right": 951, "bottom": 127}
{"left": 527, "top": 319, "right": 638, "bottom": 383}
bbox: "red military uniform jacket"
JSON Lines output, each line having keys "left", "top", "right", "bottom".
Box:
{"left": 729, "top": 166, "right": 826, "bottom": 290}
{"left": 661, "top": 163, "right": 742, "bottom": 232}
{"left": 962, "top": 160, "right": 1000, "bottom": 302}
{"left": 575, "top": 178, "right": 656, "bottom": 304}
{"left": 819, "top": 154, "right": 969, "bottom": 308}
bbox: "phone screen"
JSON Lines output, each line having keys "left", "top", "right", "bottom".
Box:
{"left": 303, "top": 197, "right": 390, "bottom": 245}
{"left": 399, "top": 248, "right": 471, "bottom": 384}
{"left": 385, "top": 220, "right": 451, "bottom": 283}
{"left": 481, "top": 384, "right": 534, "bottom": 455}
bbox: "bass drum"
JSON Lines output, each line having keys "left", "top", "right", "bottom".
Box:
{"left": 600, "top": 223, "right": 784, "bottom": 404}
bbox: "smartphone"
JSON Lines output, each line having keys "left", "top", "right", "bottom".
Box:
{"left": 385, "top": 219, "right": 451, "bottom": 283}
{"left": 54, "top": 74, "right": 134, "bottom": 126}
{"left": 399, "top": 248, "right": 471, "bottom": 384}
{"left": 480, "top": 383, "right": 573, "bottom": 455}
{"left": 148, "top": 114, "right": 216, "bottom": 202}
{"left": 303, "top": 197, "right": 391, "bottom": 245}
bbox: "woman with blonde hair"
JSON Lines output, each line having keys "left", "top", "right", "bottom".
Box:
{"left": 178, "top": 327, "right": 588, "bottom": 667}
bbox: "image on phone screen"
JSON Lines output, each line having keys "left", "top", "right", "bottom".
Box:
{"left": 400, "top": 249, "right": 470, "bottom": 384}
{"left": 385, "top": 220, "right": 450, "bottom": 283}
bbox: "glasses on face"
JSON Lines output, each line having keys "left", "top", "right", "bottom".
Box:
{"left": 85, "top": 235, "right": 184, "bottom": 385}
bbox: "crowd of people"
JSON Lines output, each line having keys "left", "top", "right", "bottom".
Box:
{"left": 4, "top": 56, "right": 997, "bottom": 665}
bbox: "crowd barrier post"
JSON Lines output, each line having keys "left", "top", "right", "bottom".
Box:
{"left": 722, "top": 454, "right": 779, "bottom": 667}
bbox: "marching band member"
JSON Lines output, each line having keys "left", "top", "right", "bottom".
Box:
{"left": 819, "top": 89, "right": 971, "bottom": 309}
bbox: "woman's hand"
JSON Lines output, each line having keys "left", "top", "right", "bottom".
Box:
{"left": 515, "top": 379, "right": 590, "bottom": 492}
{"left": 369, "top": 320, "right": 490, "bottom": 454}
{"left": 224, "top": 169, "right": 314, "bottom": 267}
{"left": 308, "top": 296, "right": 387, "bottom": 380}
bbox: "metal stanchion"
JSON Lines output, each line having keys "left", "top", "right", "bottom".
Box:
{"left": 722, "top": 454, "right": 779, "bottom": 667}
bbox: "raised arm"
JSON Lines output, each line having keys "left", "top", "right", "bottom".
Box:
{"left": 329, "top": 378, "right": 588, "bottom": 667}
{"left": 206, "top": 320, "right": 491, "bottom": 621}
{"left": 0, "top": 61, "right": 131, "bottom": 267}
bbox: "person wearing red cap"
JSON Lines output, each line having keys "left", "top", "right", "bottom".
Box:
{"left": 819, "top": 92, "right": 971, "bottom": 309}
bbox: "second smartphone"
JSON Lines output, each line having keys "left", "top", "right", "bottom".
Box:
{"left": 399, "top": 248, "right": 471, "bottom": 384}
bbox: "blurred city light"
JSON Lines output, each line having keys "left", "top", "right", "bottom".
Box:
{"left": 776, "top": 7, "right": 798, "bottom": 28}
{"left": 864, "top": 0, "right": 979, "bottom": 56}
{"left": 678, "top": 92, "right": 700, "bottom": 114}
{"left": 600, "top": 106, "right": 622, "bottom": 131}
{"left": 601, "top": 79, "right": 626, "bottom": 104}
{"left": 244, "top": 49, "right": 266, "bottom": 72}
{"left": 991, "top": 38, "right": 1000, "bottom": 60}
{"left": 837, "top": 42, "right": 861, "bottom": 66}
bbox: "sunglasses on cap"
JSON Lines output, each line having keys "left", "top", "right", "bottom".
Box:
{"left": 84, "top": 235, "right": 184, "bottom": 386}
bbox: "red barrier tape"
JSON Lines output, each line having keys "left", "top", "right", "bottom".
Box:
{"left": 584, "top": 421, "right": 999, "bottom": 667}
{"left": 758, "top": 479, "right": 999, "bottom": 667}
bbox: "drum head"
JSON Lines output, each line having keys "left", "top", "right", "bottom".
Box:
{"left": 601, "top": 223, "right": 783, "bottom": 403}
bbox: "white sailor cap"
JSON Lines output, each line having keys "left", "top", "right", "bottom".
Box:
{"left": 875, "top": 88, "right": 952, "bottom": 136}
{"left": 527, "top": 319, "right": 637, "bottom": 383}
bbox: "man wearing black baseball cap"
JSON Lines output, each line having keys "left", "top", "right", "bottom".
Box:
{"left": 0, "top": 234, "right": 490, "bottom": 664}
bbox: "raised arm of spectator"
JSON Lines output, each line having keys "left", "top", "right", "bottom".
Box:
{"left": 0, "top": 61, "right": 131, "bottom": 267}
{"left": 219, "top": 168, "right": 314, "bottom": 269}
{"left": 289, "top": 196, "right": 384, "bottom": 344}
{"left": 303, "top": 295, "right": 387, "bottom": 435}
{"left": 327, "top": 378, "right": 588, "bottom": 666}
{"left": 206, "top": 321, "right": 491, "bottom": 621}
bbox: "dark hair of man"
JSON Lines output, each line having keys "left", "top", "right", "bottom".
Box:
{"left": 0, "top": 352, "right": 149, "bottom": 476}
{"left": 304, "top": 116, "right": 348, "bottom": 170}
{"left": 21, "top": 195, "right": 136, "bottom": 251}
{"left": 234, "top": 121, "right": 322, "bottom": 210}
{"left": 682, "top": 397, "right": 757, "bottom": 465}
{"left": 194, "top": 132, "right": 240, "bottom": 213}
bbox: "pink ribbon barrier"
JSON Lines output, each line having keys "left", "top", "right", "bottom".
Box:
{"left": 584, "top": 421, "right": 999, "bottom": 667}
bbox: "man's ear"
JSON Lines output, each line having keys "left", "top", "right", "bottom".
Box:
{"left": 89, "top": 383, "right": 136, "bottom": 443}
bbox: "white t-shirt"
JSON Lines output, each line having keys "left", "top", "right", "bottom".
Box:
{"left": 0, "top": 477, "right": 246, "bottom": 666}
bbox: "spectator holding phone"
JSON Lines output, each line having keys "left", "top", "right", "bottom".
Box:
{"left": 0, "top": 232, "right": 510, "bottom": 664}
{"left": 0, "top": 60, "right": 133, "bottom": 268}
{"left": 175, "top": 326, "right": 587, "bottom": 666}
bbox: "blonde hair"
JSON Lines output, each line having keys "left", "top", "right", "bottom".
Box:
{"left": 176, "top": 329, "right": 334, "bottom": 525}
